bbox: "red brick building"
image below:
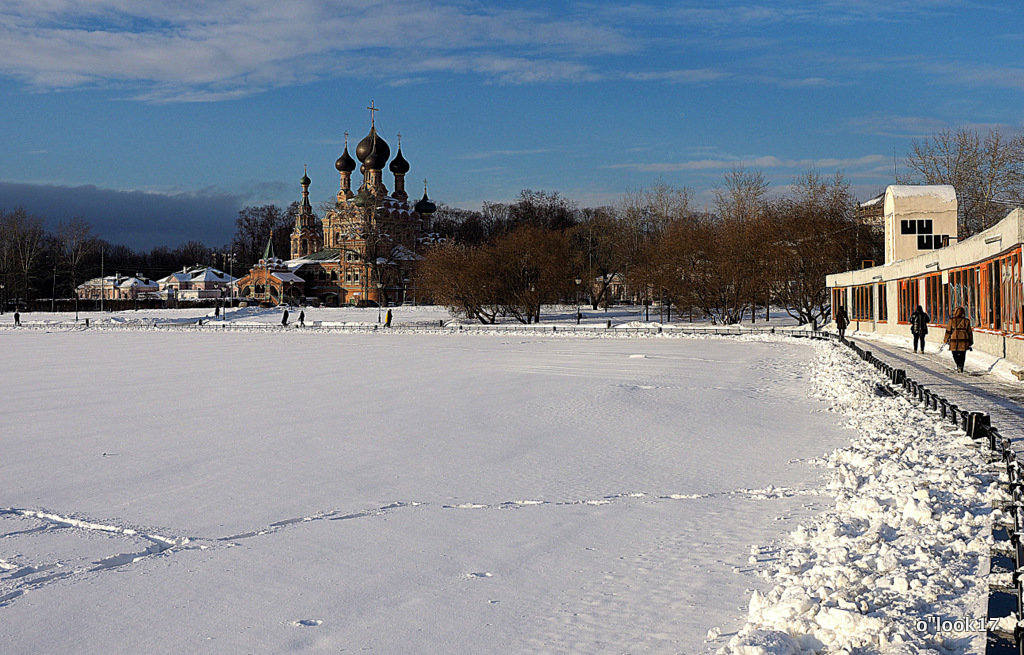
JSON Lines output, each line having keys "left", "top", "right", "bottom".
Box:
{"left": 235, "top": 239, "right": 305, "bottom": 306}
{"left": 237, "top": 104, "right": 438, "bottom": 307}
{"left": 290, "top": 107, "right": 437, "bottom": 306}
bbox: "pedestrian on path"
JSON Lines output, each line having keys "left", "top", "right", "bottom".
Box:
{"left": 835, "top": 305, "right": 849, "bottom": 340}
{"left": 384, "top": 308, "right": 392, "bottom": 328}
{"left": 910, "top": 304, "right": 929, "bottom": 353}
{"left": 282, "top": 308, "right": 289, "bottom": 327}
{"left": 298, "top": 310, "right": 305, "bottom": 327}
{"left": 943, "top": 306, "right": 973, "bottom": 372}
{"left": 14, "top": 310, "right": 20, "bottom": 326}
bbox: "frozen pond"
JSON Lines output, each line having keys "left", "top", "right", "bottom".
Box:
{"left": 1, "top": 330, "right": 856, "bottom": 653}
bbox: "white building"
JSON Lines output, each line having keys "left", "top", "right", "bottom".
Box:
{"left": 157, "top": 266, "right": 237, "bottom": 300}
{"left": 76, "top": 274, "right": 160, "bottom": 300}
{"left": 826, "top": 185, "right": 1023, "bottom": 365}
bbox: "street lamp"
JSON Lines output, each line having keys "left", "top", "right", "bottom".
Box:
{"left": 376, "top": 281, "right": 383, "bottom": 323}
{"left": 575, "top": 277, "right": 582, "bottom": 324}
{"left": 0, "top": 283, "right": 5, "bottom": 314}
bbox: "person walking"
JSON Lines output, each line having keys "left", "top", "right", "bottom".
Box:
{"left": 298, "top": 310, "right": 305, "bottom": 327}
{"left": 384, "top": 308, "right": 392, "bottom": 328}
{"left": 910, "top": 304, "right": 929, "bottom": 353}
{"left": 13, "top": 310, "right": 20, "bottom": 326}
{"left": 281, "top": 308, "right": 289, "bottom": 327}
{"left": 943, "top": 306, "right": 973, "bottom": 373}
{"left": 834, "top": 305, "right": 849, "bottom": 340}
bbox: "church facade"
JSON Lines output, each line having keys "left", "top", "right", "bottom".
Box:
{"left": 239, "top": 104, "right": 437, "bottom": 307}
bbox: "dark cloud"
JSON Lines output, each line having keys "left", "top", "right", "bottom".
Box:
{"left": 0, "top": 181, "right": 243, "bottom": 249}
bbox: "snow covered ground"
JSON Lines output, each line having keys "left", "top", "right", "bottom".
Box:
{"left": 0, "top": 326, "right": 1000, "bottom": 653}
{"left": 2, "top": 302, "right": 803, "bottom": 329}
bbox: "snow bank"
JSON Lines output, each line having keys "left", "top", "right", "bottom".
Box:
{"left": 718, "top": 343, "right": 1001, "bottom": 654}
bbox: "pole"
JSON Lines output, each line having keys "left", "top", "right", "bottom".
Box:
{"left": 51, "top": 264, "right": 56, "bottom": 312}
{"left": 100, "top": 249, "right": 104, "bottom": 312}
{"left": 575, "top": 277, "right": 581, "bottom": 324}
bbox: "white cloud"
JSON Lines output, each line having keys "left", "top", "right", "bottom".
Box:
{"left": 460, "top": 149, "right": 554, "bottom": 160}
{"left": 607, "top": 154, "right": 888, "bottom": 173}
{"left": 0, "top": 0, "right": 634, "bottom": 98}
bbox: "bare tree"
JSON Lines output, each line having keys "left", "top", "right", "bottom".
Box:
{"left": 570, "top": 207, "right": 633, "bottom": 309}
{"left": 232, "top": 205, "right": 291, "bottom": 270}
{"left": 905, "top": 127, "right": 1024, "bottom": 236}
{"left": 490, "top": 225, "right": 571, "bottom": 323}
{"left": 714, "top": 167, "right": 768, "bottom": 222}
{"left": 56, "top": 217, "right": 97, "bottom": 296}
{"left": 765, "top": 171, "right": 862, "bottom": 326}
{"left": 1, "top": 208, "right": 46, "bottom": 301}
{"left": 417, "top": 242, "right": 498, "bottom": 323}
{"left": 507, "top": 189, "right": 579, "bottom": 231}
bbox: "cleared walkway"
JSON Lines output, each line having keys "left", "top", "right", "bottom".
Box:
{"left": 846, "top": 332, "right": 1024, "bottom": 448}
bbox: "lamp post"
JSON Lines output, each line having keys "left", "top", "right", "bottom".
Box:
{"left": 376, "top": 281, "right": 383, "bottom": 323}
{"left": 0, "top": 283, "right": 5, "bottom": 313}
{"left": 575, "top": 277, "right": 582, "bottom": 324}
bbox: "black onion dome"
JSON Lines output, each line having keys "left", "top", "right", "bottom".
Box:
{"left": 300, "top": 171, "right": 311, "bottom": 185}
{"left": 415, "top": 191, "right": 436, "bottom": 215}
{"left": 389, "top": 148, "right": 410, "bottom": 175}
{"left": 363, "top": 137, "right": 388, "bottom": 170}
{"left": 356, "top": 127, "right": 390, "bottom": 167}
{"left": 335, "top": 146, "right": 356, "bottom": 173}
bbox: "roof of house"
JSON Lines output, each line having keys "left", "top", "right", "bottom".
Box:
{"left": 887, "top": 185, "right": 957, "bottom": 203}
{"left": 270, "top": 271, "right": 305, "bottom": 283}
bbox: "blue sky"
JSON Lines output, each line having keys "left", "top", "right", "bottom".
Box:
{"left": 0, "top": 0, "right": 1021, "bottom": 248}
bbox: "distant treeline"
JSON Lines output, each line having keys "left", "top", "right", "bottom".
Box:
{"left": 3, "top": 126, "right": 1020, "bottom": 320}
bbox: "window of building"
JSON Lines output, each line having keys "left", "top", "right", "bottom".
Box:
{"left": 897, "top": 278, "right": 918, "bottom": 323}
{"left": 948, "top": 266, "right": 980, "bottom": 326}
{"left": 831, "top": 287, "right": 845, "bottom": 316}
{"left": 1001, "top": 249, "right": 1023, "bottom": 335}
{"left": 878, "top": 283, "right": 887, "bottom": 322}
{"left": 923, "top": 273, "right": 947, "bottom": 325}
{"left": 851, "top": 285, "right": 873, "bottom": 321}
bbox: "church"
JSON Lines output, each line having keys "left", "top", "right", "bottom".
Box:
{"left": 237, "top": 103, "right": 437, "bottom": 307}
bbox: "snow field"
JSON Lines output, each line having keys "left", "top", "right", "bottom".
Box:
{"left": 720, "top": 342, "right": 1002, "bottom": 654}
{"left": 0, "top": 329, "right": 916, "bottom": 653}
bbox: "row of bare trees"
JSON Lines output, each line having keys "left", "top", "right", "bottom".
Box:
{"left": 418, "top": 172, "right": 881, "bottom": 325}
{"left": 0, "top": 201, "right": 308, "bottom": 305}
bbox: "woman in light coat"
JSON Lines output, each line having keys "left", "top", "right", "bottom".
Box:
{"left": 942, "top": 307, "right": 973, "bottom": 372}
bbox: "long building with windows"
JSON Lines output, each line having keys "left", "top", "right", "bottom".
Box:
{"left": 826, "top": 185, "right": 1024, "bottom": 366}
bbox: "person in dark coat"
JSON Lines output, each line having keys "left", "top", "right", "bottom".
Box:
{"left": 281, "top": 308, "right": 289, "bottom": 326}
{"left": 943, "top": 306, "right": 973, "bottom": 372}
{"left": 298, "top": 310, "right": 305, "bottom": 327}
{"left": 909, "top": 305, "right": 929, "bottom": 353}
{"left": 834, "top": 305, "right": 849, "bottom": 340}
{"left": 384, "top": 308, "right": 392, "bottom": 328}
{"left": 13, "top": 310, "right": 20, "bottom": 326}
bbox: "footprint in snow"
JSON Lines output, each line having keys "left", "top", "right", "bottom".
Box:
{"left": 293, "top": 619, "right": 322, "bottom": 627}
{"left": 467, "top": 572, "right": 493, "bottom": 579}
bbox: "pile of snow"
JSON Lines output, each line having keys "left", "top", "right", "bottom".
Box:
{"left": 717, "top": 343, "right": 1001, "bottom": 654}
